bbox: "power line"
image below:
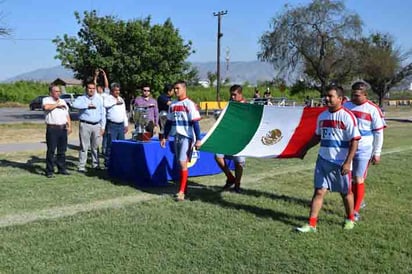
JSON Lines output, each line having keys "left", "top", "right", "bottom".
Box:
{"left": 0, "top": 38, "right": 54, "bottom": 41}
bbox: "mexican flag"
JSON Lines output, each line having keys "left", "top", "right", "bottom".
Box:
{"left": 200, "top": 102, "right": 325, "bottom": 158}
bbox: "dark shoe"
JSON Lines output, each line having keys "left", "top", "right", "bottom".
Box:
{"left": 46, "top": 173, "right": 54, "bottom": 178}
{"left": 222, "top": 180, "right": 235, "bottom": 191}
{"left": 78, "top": 169, "right": 86, "bottom": 173}
{"left": 233, "top": 186, "right": 242, "bottom": 194}
{"left": 58, "top": 170, "right": 70, "bottom": 175}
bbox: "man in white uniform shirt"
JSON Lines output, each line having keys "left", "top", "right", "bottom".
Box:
{"left": 42, "top": 84, "right": 72, "bottom": 178}
{"left": 103, "top": 82, "right": 129, "bottom": 168}
{"left": 344, "top": 81, "right": 385, "bottom": 221}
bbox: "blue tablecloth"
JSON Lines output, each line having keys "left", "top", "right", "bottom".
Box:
{"left": 108, "top": 136, "right": 229, "bottom": 187}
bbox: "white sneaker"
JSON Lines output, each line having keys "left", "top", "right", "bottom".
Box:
{"left": 354, "top": 212, "right": 361, "bottom": 222}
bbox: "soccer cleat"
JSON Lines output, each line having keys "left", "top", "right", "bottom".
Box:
{"left": 360, "top": 201, "right": 367, "bottom": 209}
{"left": 222, "top": 180, "right": 235, "bottom": 191}
{"left": 175, "top": 192, "right": 185, "bottom": 202}
{"left": 354, "top": 212, "right": 361, "bottom": 222}
{"left": 296, "top": 224, "right": 317, "bottom": 233}
{"left": 343, "top": 219, "right": 355, "bottom": 230}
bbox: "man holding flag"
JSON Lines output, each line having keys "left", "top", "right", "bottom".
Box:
{"left": 216, "top": 84, "right": 247, "bottom": 193}
{"left": 297, "top": 85, "right": 361, "bottom": 232}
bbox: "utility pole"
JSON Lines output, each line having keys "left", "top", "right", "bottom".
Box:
{"left": 213, "top": 10, "right": 227, "bottom": 108}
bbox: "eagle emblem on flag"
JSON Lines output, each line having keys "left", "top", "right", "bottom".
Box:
{"left": 261, "top": 129, "right": 283, "bottom": 146}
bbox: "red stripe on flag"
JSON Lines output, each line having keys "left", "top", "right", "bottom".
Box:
{"left": 279, "top": 107, "right": 325, "bottom": 158}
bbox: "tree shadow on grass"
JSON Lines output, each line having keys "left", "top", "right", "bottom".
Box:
{"left": 105, "top": 175, "right": 341, "bottom": 227}
{"left": 0, "top": 155, "right": 78, "bottom": 176}
{"left": 184, "top": 181, "right": 307, "bottom": 227}
{"left": 385, "top": 118, "right": 412, "bottom": 123}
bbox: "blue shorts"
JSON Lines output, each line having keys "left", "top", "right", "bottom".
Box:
{"left": 314, "top": 156, "right": 351, "bottom": 194}
{"left": 216, "top": 154, "right": 245, "bottom": 165}
{"left": 173, "top": 134, "right": 193, "bottom": 162}
{"left": 352, "top": 157, "right": 370, "bottom": 179}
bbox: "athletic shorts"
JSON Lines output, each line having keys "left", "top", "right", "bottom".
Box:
{"left": 352, "top": 157, "right": 370, "bottom": 179}
{"left": 173, "top": 134, "right": 193, "bottom": 162}
{"left": 216, "top": 154, "right": 245, "bottom": 165}
{"left": 314, "top": 156, "right": 352, "bottom": 194}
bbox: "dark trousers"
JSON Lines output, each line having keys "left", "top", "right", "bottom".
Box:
{"left": 46, "top": 126, "right": 68, "bottom": 174}
{"left": 105, "top": 122, "right": 125, "bottom": 167}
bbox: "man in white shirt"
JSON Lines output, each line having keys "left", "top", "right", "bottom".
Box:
{"left": 94, "top": 68, "right": 110, "bottom": 155}
{"left": 42, "top": 84, "right": 72, "bottom": 178}
{"left": 103, "top": 82, "right": 129, "bottom": 168}
{"left": 344, "top": 81, "right": 385, "bottom": 221}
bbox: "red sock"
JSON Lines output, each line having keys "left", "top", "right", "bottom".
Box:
{"left": 354, "top": 183, "right": 365, "bottom": 212}
{"left": 348, "top": 214, "right": 355, "bottom": 221}
{"left": 178, "top": 169, "right": 188, "bottom": 194}
{"left": 309, "top": 217, "right": 318, "bottom": 227}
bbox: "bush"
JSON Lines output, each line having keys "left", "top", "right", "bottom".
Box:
{"left": 1, "top": 81, "right": 326, "bottom": 105}
{"left": 0, "top": 81, "right": 49, "bottom": 103}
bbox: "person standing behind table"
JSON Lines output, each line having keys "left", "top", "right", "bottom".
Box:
{"left": 216, "top": 84, "right": 247, "bottom": 193}
{"left": 133, "top": 84, "right": 159, "bottom": 136}
{"left": 344, "top": 81, "right": 386, "bottom": 221}
{"left": 103, "top": 82, "right": 129, "bottom": 168}
{"left": 72, "top": 80, "right": 106, "bottom": 173}
{"left": 94, "top": 68, "right": 110, "bottom": 97}
{"left": 253, "top": 88, "right": 260, "bottom": 99}
{"left": 160, "top": 80, "right": 202, "bottom": 202}
{"left": 94, "top": 68, "right": 110, "bottom": 155}
{"left": 157, "top": 83, "right": 174, "bottom": 112}
{"left": 296, "top": 85, "right": 361, "bottom": 233}
{"left": 42, "top": 84, "right": 72, "bottom": 178}
{"left": 157, "top": 84, "right": 174, "bottom": 138}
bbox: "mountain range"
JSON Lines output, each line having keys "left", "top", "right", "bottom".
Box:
{"left": 3, "top": 61, "right": 277, "bottom": 85}
{"left": 4, "top": 61, "right": 411, "bottom": 90}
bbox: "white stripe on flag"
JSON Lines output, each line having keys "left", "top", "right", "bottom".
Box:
{"left": 234, "top": 107, "right": 304, "bottom": 157}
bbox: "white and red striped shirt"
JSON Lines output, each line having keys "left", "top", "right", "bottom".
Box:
{"left": 316, "top": 107, "right": 361, "bottom": 165}
{"left": 167, "top": 97, "right": 201, "bottom": 140}
{"left": 344, "top": 100, "right": 385, "bottom": 158}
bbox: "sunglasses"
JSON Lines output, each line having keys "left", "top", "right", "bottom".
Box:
{"left": 143, "top": 89, "right": 150, "bottom": 92}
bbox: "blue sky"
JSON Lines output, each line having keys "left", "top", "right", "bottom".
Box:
{"left": 1, "top": 0, "right": 411, "bottom": 81}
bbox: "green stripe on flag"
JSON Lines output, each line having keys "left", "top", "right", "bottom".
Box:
{"left": 201, "top": 102, "right": 263, "bottom": 155}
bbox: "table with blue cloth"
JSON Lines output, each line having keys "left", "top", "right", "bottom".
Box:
{"left": 108, "top": 136, "right": 231, "bottom": 187}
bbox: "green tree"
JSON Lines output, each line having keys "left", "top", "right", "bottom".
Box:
{"left": 355, "top": 32, "right": 412, "bottom": 106}
{"left": 206, "top": 71, "right": 217, "bottom": 87}
{"left": 53, "top": 10, "right": 196, "bottom": 102}
{"left": 258, "top": 0, "right": 362, "bottom": 94}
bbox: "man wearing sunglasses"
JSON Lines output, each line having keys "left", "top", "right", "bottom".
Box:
{"left": 133, "top": 84, "right": 159, "bottom": 137}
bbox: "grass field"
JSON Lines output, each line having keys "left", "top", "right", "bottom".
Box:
{"left": 0, "top": 111, "right": 411, "bottom": 273}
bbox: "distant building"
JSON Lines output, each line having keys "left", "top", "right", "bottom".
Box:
{"left": 51, "top": 78, "right": 83, "bottom": 94}
{"left": 198, "top": 80, "right": 210, "bottom": 88}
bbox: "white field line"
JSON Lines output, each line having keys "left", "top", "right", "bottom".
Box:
{"left": 0, "top": 193, "right": 161, "bottom": 228}
{"left": 1, "top": 146, "right": 411, "bottom": 228}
